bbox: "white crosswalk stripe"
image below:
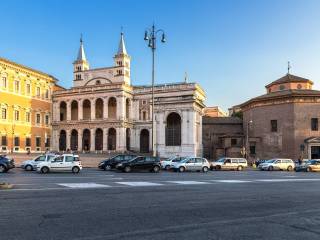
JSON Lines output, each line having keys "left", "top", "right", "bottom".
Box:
{"left": 58, "top": 183, "right": 110, "bottom": 188}
{"left": 115, "top": 181, "right": 164, "bottom": 186}
{"left": 214, "top": 180, "right": 252, "bottom": 183}
{"left": 167, "top": 181, "right": 209, "bottom": 185}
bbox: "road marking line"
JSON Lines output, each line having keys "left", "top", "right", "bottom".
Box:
{"left": 214, "top": 180, "right": 252, "bottom": 183}
{"left": 57, "top": 183, "right": 110, "bottom": 188}
{"left": 115, "top": 181, "right": 163, "bottom": 186}
{"left": 167, "top": 181, "right": 209, "bottom": 185}
{"left": 256, "top": 179, "right": 320, "bottom": 182}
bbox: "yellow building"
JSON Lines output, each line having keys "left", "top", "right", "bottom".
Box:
{"left": 0, "top": 57, "right": 61, "bottom": 153}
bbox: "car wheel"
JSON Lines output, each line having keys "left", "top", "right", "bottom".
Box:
{"left": 179, "top": 166, "right": 185, "bottom": 173}
{"left": 237, "top": 166, "right": 243, "bottom": 171}
{"left": 25, "top": 165, "right": 33, "bottom": 171}
{"left": 165, "top": 165, "right": 170, "bottom": 170}
{"left": 41, "top": 167, "right": 49, "bottom": 174}
{"left": 72, "top": 166, "right": 80, "bottom": 174}
{"left": 268, "top": 166, "right": 273, "bottom": 171}
{"left": 153, "top": 166, "right": 160, "bottom": 173}
{"left": 210, "top": 166, "right": 214, "bottom": 171}
{"left": 202, "top": 166, "right": 208, "bottom": 173}
{"left": 306, "top": 167, "right": 312, "bottom": 172}
{"left": 124, "top": 166, "right": 131, "bottom": 173}
{"left": 287, "top": 166, "right": 293, "bottom": 171}
{"left": 0, "top": 164, "right": 7, "bottom": 173}
{"left": 105, "top": 165, "right": 112, "bottom": 171}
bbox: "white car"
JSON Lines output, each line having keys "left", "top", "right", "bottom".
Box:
{"left": 37, "top": 154, "right": 82, "bottom": 174}
{"left": 161, "top": 156, "right": 186, "bottom": 170}
{"left": 258, "top": 158, "right": 294, "bottom": 171}
{"left": 211, "top": 158, "right": 247, "bottom": 171}
{"left": 21, "top": 154, "right": 58, "bottom": 171}
{"left": 171, "top": 157, "right": 210, "bottom": 172}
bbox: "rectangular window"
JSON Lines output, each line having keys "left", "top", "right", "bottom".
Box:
{"left": 1, "top": 108, "right": 6, "bottom": 119}
{"left": 271, "top": 120, "right": 277, "bottom": 132}
{"left": 25, "top": 137, "right": 31, "bottom": 147}
{"left": 14, "top": 137, "right": 20, "bottom": 147}
{"left": 26, "top": 112, "right": 31, "bottom": 123}
{"left": 142, "top": 111, "right": 146, "bottom": 121}
{"left": 2, "top": 77, "right": 7, "bottom": 89}
{"left": 14, "top": 110, "right": 20, "bottom": 121}
{"left": 311, "top": 118, "right": 318, "bottom": 131}
{"left": 231, "top": 138, "right": 237, "bottom": 146}
{"left": 36, "top": 113, "right": 41, "bottom": 124}
{"left": 1, "top": 136, "right": 7, "bottom": 146}
{"left": 45, "top": 89, "right": 49, "bottom": 99}
{"left": 36, "top": 137, "right": 41, "bottom": 147}
{"left": 250, "top": 145, "right": 256, "bottom": 155}
{"left": 45, "top": 137, "right": 50, "bottom": 147}
{"left": 14, "top": 81, "right": 20, "bottom": 93}
{"left": 45, "top": 115, "right": 49, "bottom": 125}
{"left": 36, "top": 87, "right": 40, "bottom": 97}
{"left": 26, "top": 84, "right": 31, "bottom": 95}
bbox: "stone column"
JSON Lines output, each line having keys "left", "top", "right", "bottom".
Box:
{"left": 78, "top": 99, "right": 83, "bottom": 120}
{"left": 67, "top": 101, "right": 71, "bottom": 121}
{"left": 66, "top": 129, "right": 71, "bottom": 150}
{"left": 103, "top": 128, "right": 108, "bottom": 152}
{"left": 181, "top": 111, "right": 187, "bottom": 145}
{"left": 116, "top": 127, "right": 126, "bottom": 151}
{"left": 90, "top": 129, "right": 95, "bottom": 152}
{"left": 103, "top": 97, "right": 108, "bottom": 119}
{"left": 52, "top": 129, "right": 58, "bottom": 151}
{"left": 78, "top": 131, "right": 83, "bottom": 152}
{"left": 91, "top": 99, "right": 96, "bottom": 120}
{"left": 117, "top": 96, "right": 125, "bottom": 120}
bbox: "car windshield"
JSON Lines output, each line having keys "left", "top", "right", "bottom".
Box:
{"left": 265, "top": 159, "right": 276, "bottom": 163}
{"left": 216, "top": 158, "right": 225, "bottom": 162}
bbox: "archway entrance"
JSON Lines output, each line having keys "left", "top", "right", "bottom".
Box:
{"left": 95, "top": 128, "right": 103, "bottom": 151}
{"left": 71, "top": 101, "right": 78, "bottom": 120}
{"left": 108, "top": 128, "right": 116, "bottom": 150}
{"left": 59, "top": 130, "right": 66, "bottom": 151}
{"left": 140, "top": 129, "right": 149, "bottom": 153}
{"left": 126, "top": 128, "right": 131, "bottom": 151}
{"left": 82, "top": 129, "right": 90, "bottom": 151}
{"left": 70, "top": 129, "right": 78, "bottom": 151}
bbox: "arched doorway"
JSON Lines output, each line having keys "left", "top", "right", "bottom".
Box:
{"left": 95, "top": 98, "right": 103, "bottom": 119}
{"left": 166, "top": 112, "right": 181, "bottom": 146}
{"left": 83, "top": 99, "right": 91, "bottom": 120}
{"left": 108, "top": 97, "right": 117, "bottom": 119}
{"left": 126, "top": 128, "right": 131, "bottom": 151}
{"left": 59, "top": 101, "right": 67, "bottom": 121}
{"left": 140, "top": 129, "right": 149, "bottom": 153}
{"left": 71, "top": 100, "right": 78, "bottom": 120}
{"left": 108, "top": 128, "right": 116, "bottom": 150}
{"left": 70, "top": 129, "right": 78, "bottom": 151}
{"left": 82, "top": 129, "right": 90, "bottom": 151}
{"left": 59, "top": 130, "right": 66, "bottom": 151}
{"left": 126, "top": 98, "right": 130, "bottom": 119}
{"left": 95, "top": 128, "right": 103, "bottom": 151}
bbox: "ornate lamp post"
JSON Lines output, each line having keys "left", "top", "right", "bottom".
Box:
{"left": 144, "top": 24, "right": 166, "bottom": 156}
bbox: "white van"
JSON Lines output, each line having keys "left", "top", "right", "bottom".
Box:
{"left": 211, "top": 158, "right": 248, "bottom": 171}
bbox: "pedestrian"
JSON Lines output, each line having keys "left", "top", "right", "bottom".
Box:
{"left": 298, "top": 157, "right": 302, "bottom": 166}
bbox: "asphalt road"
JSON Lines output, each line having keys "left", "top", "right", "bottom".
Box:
{"left": 1, "top": 168, "right": 320, "bottom": 240}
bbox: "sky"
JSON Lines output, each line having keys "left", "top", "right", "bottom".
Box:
{"left": 1, "top": 0, "right": 320, "bottom": 111}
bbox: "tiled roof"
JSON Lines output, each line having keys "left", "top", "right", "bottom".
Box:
{"left": 265, "top": 74, "right": 313, "bottom": 88}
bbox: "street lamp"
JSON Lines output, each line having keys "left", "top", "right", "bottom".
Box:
{"left": 144, "top": 24, "right": 166, "bottom": 157}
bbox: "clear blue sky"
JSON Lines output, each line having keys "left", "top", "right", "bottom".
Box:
{"left": 1, "top": 0, "right": 320, "bottom": 111}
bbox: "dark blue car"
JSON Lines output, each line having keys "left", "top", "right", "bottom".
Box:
{"left": 0, "top": 155, "right": 15, "bottom": 173}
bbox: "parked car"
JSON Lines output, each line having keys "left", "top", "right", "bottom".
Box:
{"left": 171, "top": 157, "right": 210, "bottom": 172}
{"left": 211, "top": 158, "right": 247, "bottom": 171}
{"left": 37, "top": 154, "right": 82, "bottom": 174}
{"left": 21, "top": 154, "right": 58, "bottom": 171}
{"left": 0, "top": 155, "right": 15, "bottom": 173}
{"left": 295, "top": 160, "right": 320, "bottom": 172}
{"left": 258, "top": 158, "right": 294, "bottom": 171}
{"left": 116, "top": 156, "right": 161, "bottom": 173}
{"left": 98, "top": 154, "right": 137, "bottom": 170}
{"left": 161, "top": 156, "right": 186, "bottom": 170}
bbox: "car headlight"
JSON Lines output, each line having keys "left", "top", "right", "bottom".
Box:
{"left": 117, "top": 163, "right": 122, "bottom": 167}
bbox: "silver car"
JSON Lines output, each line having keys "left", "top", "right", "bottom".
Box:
{"left": 171, "top": 157, "right": 210, "bottom": 172}
{"left": 21, "top": 154, "right": 58, "bottom": 171}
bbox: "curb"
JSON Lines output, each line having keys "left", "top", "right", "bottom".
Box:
{"left": 0, "top": 183, "right": 14, "bottom": 190}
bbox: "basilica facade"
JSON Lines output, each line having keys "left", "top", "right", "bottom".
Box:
{"left": 51, "top": 34, "right": 205, "bottom": 157}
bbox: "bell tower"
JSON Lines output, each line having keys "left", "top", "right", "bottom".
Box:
{"left": 73, "top": 35, "right": 89, "bottom": 84}
{"left": 113, "top": 32, "right": 131, "bottom": 85}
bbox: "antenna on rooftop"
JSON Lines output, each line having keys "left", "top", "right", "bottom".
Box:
{"left": 184, "top": 72, "right": 188, "bottom": 83}
{"left": 287, "top": 61, "right": 291, "bottom": 74}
